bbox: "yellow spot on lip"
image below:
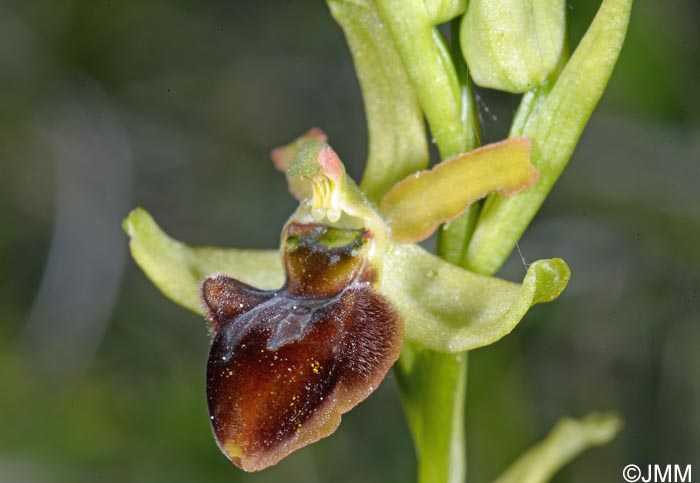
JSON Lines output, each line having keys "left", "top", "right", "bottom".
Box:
{"left": 223, "top": 441, "right": 243, "bottom": 462}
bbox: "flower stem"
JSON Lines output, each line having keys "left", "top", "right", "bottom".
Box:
{"left": 392, "top": 13, "right": 480, "bottom": 482}
{"left": 397, "top": 344, "right": 468, "bottom": 483}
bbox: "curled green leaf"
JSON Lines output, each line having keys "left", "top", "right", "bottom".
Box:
{"left": 327, "top": 0, "right": 428, "bottom": 202}
{"left": 493, "top": 413, "right": 623, "bottom": 483}
{"left": 382, "top": 243, "right": 570, "bottom": 353}
{"left": 467, "top": 0, "right": 633, "bottom": 274}
{"left": 380, "top": 138, "right": 537, "bottom": 243}
{"left": 123, "top": 208, "right": 284, "bottom": 315}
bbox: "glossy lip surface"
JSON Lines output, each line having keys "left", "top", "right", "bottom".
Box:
{"left": 203, "top": 222, "right": 403, "bottom": 471}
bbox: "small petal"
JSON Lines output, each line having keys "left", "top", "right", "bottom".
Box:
{"left": 381, "top": 243, "right": 570, "bottom": 353}
{"left": 379, "top": 138, "right": 537, "bottom": 243}
{"left": 123, "top": 208, "right": 283, "bottom": 314}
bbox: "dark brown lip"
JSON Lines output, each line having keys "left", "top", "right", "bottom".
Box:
{"left": 200, "top": 220, "right": 401, "bottom": 471}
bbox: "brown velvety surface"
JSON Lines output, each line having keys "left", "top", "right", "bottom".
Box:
{"left": 202, "top": 223, "right": 402, "bottom": 471}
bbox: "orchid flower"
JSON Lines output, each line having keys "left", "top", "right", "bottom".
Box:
{"left": 124, "top": 133, "right": 570, "bottom": 471}
{"left": 123, "top": 0, "right": 632, "bottom": 478}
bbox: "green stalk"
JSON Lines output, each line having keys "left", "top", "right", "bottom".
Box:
{"left": 396, "top": 343, "right": 468, "bottom": 483}
{"left": 387, "top": 10, "right": 479, "bottom": 482}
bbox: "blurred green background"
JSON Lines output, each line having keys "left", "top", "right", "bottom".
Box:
{"left": 1, "top": 1, "right": 698, "bottom": 482}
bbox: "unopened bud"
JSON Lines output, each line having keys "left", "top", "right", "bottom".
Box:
{"left": 460, "top": 0, "right": 566, "bottom": 93}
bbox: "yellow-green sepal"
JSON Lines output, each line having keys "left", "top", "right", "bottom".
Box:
{"left": 382, "top": 243, "right": 570, "bottom": 353}
{"left": 327, "top": 0, "right": 429, "bottom": 202}
{"left": 123, "top": 208, "right": 284, "bottom": 315}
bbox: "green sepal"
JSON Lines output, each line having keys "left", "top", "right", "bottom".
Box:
{"left": 327, "top": 0, "right": 429, "bottom": 202}
{"left": 123, "top": 208, "right": 284, "bottom": 315}
{"left": 381, "top": 243, "right": 570, "bottom": 353}
{"left": 493, "top": 413, "right": 622, "bottom": 483}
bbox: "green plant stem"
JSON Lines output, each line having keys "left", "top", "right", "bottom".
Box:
{"left": 391, "top": 12, "right": 481, "bottom": 482}
{"left": 397, "top": 344, "right": 468, "bottom": 483}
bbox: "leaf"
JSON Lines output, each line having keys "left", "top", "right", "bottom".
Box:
{"left": 123, "top": 208, "right": 284, "bottom": 315}
{"left": 466, "top": 0, "right": 634, "bottom": 274}
{"left": 327, "top": 0, "right": 428, "bottom": 202}
{"left": 381, "top": 243, "right": 570, "bottom": 353}
{"left": 493, "top": 413, "right": 622, "bottom": 483}
{"left": 380, "top": 138, "right": 537, "bottom": 243}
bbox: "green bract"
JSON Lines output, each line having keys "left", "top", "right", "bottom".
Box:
{"left": 374, "top": 0, "right": 470, "bottom": 160}
{"left": 123, "top": 209, "right": 282, "bottom": 315}
{"left": 461, "top": 0, "right": 567, "bottom": 93}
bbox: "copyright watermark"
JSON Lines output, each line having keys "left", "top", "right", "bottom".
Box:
{"left": 623, "top": 464, "right": 692, "bottom": 482}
